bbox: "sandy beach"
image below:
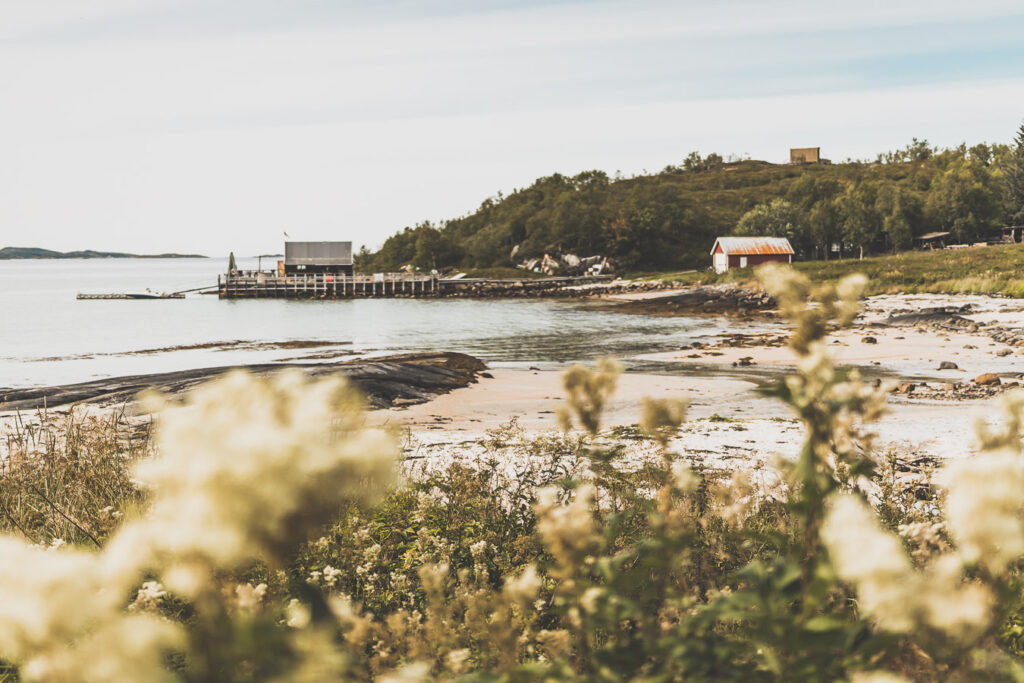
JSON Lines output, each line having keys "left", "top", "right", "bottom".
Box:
{"left": 379, "top": 291, "right": 1024, "bottom": 471}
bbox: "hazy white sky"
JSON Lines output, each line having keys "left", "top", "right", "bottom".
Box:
{"left": 2, "top": 0, "right": 1024, "bottom": 256}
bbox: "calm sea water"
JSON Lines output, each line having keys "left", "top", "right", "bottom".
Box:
{"left": 0, "top": 258, "right": 727, "bottom": 389}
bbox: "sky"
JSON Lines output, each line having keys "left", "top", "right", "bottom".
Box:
{"left": 2, "top": 1, "right": 1024, "bottom": 256}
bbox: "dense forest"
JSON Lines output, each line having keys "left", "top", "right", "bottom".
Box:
{"left": 358, "top": 127, "right": 1024, "bottom": 273}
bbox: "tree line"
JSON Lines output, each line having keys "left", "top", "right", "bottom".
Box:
{"left": 358, "top": 126, "right": 1024, "bottom": 273}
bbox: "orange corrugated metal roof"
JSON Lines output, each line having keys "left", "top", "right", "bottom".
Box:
{"left": 711, "top": 236, "right": 794, "bottom": 256}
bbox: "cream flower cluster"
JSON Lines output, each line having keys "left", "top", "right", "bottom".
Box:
{"left": 824, "top": 390, "right": 1024, "bottom": 646}
{"left": 0, "top": 369, "right": 398, "bottom": 681}
{"left": 824, "top": 493, "right": 993, "bottom": 642}
{"left": 0, "top": 538, "right": 179, "bottom": 682}
{"left": 557, "top": 358, "right": 622, "bottom": 434}
{"left": 535, "top": 484, "right": 598, "bottom": 574}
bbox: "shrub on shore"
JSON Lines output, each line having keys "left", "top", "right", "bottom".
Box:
{"left": 2, "top": 265, "right": 1024, "bottom": 680}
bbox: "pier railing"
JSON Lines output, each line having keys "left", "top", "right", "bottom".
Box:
{"left": 219, "top": 272, "right": 439, "bottom": 299}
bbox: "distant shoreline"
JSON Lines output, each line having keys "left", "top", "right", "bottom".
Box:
{"left": 0, "top": 247, "right": 207, "bottom": 260}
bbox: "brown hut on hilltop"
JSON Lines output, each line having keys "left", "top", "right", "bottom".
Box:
{"left": 789, "top": 147, "right": 830, "bottom": 164}
{"left": 710, "top": 236, "right": 794, "bottom": 273}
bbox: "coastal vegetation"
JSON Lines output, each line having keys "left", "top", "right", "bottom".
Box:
{"left": 359, "top": 128, "right": 1024, "bottom": 274}
{"left": 3, "top": 266, "right": 1024, "bottom": 680}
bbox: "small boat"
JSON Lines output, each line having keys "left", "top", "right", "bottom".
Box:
{"left": 125, "top": 291, "right": 185, "bottom": 299}
{"left": 77, "top": 291, "right": 185, "bottom": 300}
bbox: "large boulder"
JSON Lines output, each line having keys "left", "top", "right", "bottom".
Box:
{"left": 975, "top": 373, "right": 1002, "bottom": 386}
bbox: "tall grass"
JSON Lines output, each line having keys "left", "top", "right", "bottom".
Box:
{"left": 0, "top": 406, "right": 149, "bottom": 546}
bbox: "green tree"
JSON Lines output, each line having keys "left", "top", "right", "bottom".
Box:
{"left": 413, "top": 224, "right": 459, "bottom": 270}
{"left": 879, "top": 137, "right": 934, "bottom": 164}
{"left": 1006, "top": 121, "right": 1024, "bottom": 225}
{"left": 837, "top": 182, "right": 883, "bottom": 259}
{"left": 786, "top": 175, "right": 841, "bottom": 211}
{"left": 925, "top": 158, "right": 1001, "bottom": 243}
{"left": 682, "top": 151, "right": 724, "bottom": 172}
{"left": 808, "top": 198, "right": 842, "bottom": 260}
{"left": 875, "top": 184, "right": 922, "bottom": 252}
{"left": 353, "top": 245, "right": 372, "bottom": 270}
{"left": 735, "top": 199, "right": 808, "bottom": 253}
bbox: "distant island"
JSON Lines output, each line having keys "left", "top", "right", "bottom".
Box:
{"left": 0, "top": 247, "right": 207, "bottom": 260}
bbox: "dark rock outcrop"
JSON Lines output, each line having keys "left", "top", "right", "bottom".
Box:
{"left": 598, "top": 286, "right": 775, "bottom": 317}
{"left": 0, "top": 352, "right": 487, "bottom": 412}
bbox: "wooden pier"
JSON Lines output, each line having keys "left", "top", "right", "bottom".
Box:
{"left": 219, "top": 272, "right": 615, "bottom": 299}
{"left": 219, "top": 272, "right": 439, "bottom": 299}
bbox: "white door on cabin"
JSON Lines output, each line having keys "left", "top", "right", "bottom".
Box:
{"left": 714, "top": 252, "right": 727, "bottom": 273}
{"left": 739, "top": 256, "right": 748, "bottom": 268}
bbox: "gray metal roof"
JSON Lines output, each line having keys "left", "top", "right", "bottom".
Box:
{"left": 284, "top": 241, "right": 353, "bottom": 266}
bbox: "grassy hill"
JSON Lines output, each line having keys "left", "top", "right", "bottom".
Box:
{"left": 359, "top": 139, "right": 1017, "bottom": 274}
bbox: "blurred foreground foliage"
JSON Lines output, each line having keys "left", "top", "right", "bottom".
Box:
{"left": 2, "top": 266, "right": 1024, "bottom": 681}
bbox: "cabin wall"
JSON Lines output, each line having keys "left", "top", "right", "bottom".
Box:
{"left": 283, "top": 264, "right": 354, "bottom": 276}
{"left": 726, "top": 253, "right": 791, "bottom": 269}
{"left": 713, "top": 244, "right": 727, "bottom": 273}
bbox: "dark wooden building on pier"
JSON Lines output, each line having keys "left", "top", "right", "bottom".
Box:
{"left": 282, "top": 241, "right": 354, "bottom": 276}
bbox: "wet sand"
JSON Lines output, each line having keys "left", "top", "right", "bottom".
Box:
{"left": 381, "top": 366, "right": 999, "bottom": 458}
{"left": 376, "top": 368, "right": 757, "bottom": 433}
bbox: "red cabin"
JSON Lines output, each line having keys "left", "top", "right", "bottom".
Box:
{"left": 710, "top": 237, "right": 794, "bottom": 273}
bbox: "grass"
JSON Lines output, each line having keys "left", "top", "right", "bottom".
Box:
{"left": 0, "top": 406, "right": 150, "bottom": 546}
{"left": 632, "top": 242, "right": 1024, "bottom": 297}
{"left": 793, "top": 242, "right": 1024, "bottom": 296}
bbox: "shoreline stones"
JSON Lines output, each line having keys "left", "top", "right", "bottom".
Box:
{"left": 442, "top": 278, "right": 674, "bottom": 299}
{"left": 975, "top": 373, "right": 1002, "bottom": 386}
